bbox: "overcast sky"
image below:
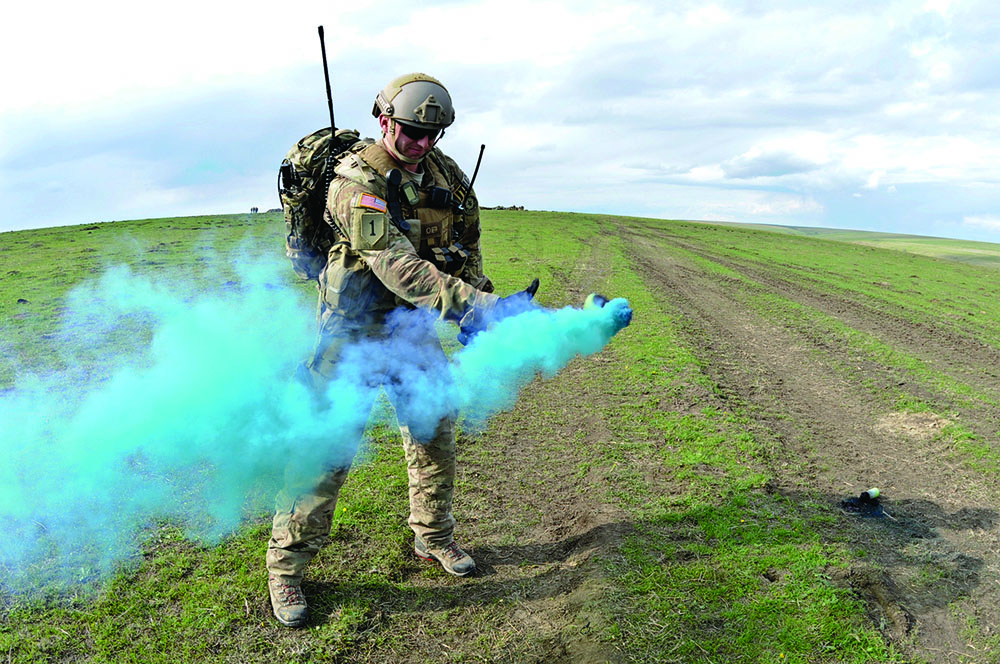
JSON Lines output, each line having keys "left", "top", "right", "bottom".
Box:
{"left": 2, "top": 0, "right": 999, "bottom": 243}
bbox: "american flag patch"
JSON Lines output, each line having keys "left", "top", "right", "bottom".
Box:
{"left": 358, "top": 193, "right": 388, "bottom": 213}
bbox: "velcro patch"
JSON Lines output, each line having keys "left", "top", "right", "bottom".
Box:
{"left": 358, "top": 193, "right": 388, "bottom": 213}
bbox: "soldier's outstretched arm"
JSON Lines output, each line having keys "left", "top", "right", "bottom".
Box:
{"left": 330, "top": 179, "right": 499, "bottom": 320}
{"left": 360, "top": 236, "right": 498, "bottom": 319}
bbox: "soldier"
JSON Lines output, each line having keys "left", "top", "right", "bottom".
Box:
{"left": 266, "top": 73, "right": 536, "bottom": 627}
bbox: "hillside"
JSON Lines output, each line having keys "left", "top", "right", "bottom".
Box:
{"left": 702, "top": 221, "right": 1000, "bottom": 268}
{"left": 2, "top": 211, "right": 1000, "bottom": 662}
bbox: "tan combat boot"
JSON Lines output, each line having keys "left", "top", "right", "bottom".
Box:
{"left": 414, "top": 538, "right": 476, "bottom": 577}
{"left": 268, "top": 575, "right": 308, "bottom": 627}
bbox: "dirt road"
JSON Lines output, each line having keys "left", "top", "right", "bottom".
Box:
{"left": 620, "top": 220, "right": 1000, "bottom": 661}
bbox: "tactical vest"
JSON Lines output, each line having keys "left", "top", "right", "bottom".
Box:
{"left": 334, "top": 141, "right": 471, "bottom": 276}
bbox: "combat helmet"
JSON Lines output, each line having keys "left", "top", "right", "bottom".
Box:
{"left": 372, "top": 73, "right": 455, "bottom": 131}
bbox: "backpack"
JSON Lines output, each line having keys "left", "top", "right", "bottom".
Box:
{"left": 278, "top": 127, "right": 362, "bottom": 280}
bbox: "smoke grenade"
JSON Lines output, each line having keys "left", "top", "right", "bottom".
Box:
{"left": 0, "top": 258, "right": 631, "bottom": 594}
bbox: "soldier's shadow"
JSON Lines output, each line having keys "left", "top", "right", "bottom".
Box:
{"left": 303, "top": 521, "right": 632, "bottom": 626}
{"left": 302, "top": 493, "right": 1000, "bottom": 629}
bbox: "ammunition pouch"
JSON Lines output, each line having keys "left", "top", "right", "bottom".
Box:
{"left": 426, "top": 243, "right": 469, "bottom": 275}
{"left": 320, "top": 253, "right": 380, "bottom": 317}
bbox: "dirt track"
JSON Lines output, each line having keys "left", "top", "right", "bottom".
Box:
{"left": 620, "top": 221, "right": 1000, "bottom": 661}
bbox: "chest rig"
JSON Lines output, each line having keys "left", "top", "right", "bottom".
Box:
{"left": 343, "top": 142, "right": 470, "bottom": 276}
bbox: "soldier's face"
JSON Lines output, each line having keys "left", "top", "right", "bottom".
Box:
{"left": 380, "top": 116, "right": 436, "bottom": 162}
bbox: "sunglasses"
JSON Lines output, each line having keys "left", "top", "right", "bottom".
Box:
{"left": 397, "top": 123, "right": 441, "bottom": 142}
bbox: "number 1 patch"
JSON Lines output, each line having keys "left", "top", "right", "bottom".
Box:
{"left": 355, "top": 211, "right": 387, "bottom": 250}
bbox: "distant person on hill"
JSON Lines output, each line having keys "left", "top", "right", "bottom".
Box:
{"left": 266, "top": 73, "right": 538, "bottom": 627}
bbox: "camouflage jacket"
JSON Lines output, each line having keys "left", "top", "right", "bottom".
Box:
{"left": 320, "top": 140, "right": 498, "bottom": 324}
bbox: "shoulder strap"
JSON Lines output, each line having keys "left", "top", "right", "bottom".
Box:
{"left": 335, "top": 140, "right": 383, "bottom": 189}
{"left": 356, "top": 142, "right": 397, "bottom": 177}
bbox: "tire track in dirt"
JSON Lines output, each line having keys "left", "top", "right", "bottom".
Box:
{"left": 639, "top": 226, "right": 1000, "bottom": 487}
{"left": 619, "top": 225, "right": 1000, "bottom": 662}
{"left": 637, "top": 225, "right": 1000, "bottom": 415}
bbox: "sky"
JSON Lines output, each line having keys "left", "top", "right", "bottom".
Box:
{"left": 2, "top": 0, "right": 1000, "bottom": 243}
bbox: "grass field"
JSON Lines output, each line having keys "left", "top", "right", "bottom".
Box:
{"left": 2, "top": 211, "right": 1000, "bottom": 663}
{"left": 705, "top": 221, "right": 1000, "bottom": 268}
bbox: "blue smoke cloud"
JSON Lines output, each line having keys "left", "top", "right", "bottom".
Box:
{"left": 0, "top": 257, "right": 631, "bottom": 593}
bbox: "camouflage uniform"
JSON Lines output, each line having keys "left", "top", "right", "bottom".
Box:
{"left": 266, "top": 140, "right": 496, "bottom": 585}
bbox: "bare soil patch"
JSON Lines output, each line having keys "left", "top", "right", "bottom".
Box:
{"left": 457, "top": 373, "right": 632, "bottom": 663}
{"left": 450, "top": 236, "right": 631, "bottom": 662}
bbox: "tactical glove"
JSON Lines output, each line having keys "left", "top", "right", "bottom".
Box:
{"left": 585, "top": 292, "right": 633, "bottom": 330}
{"left": 457, "top": 278, "right": 540, "bottom": 345}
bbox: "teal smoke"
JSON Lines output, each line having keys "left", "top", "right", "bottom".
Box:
{"left": 0, "top": 258, "right": 630, "bottom": 592}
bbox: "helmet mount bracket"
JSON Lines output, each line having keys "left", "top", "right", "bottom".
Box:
{"left": 414, "top": 95, "right": 442, "bottom": 124}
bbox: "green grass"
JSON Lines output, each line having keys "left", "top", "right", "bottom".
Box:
{"left": 673, "top": 242, "right": 991, "bottom": 405}
{"left": 552, "top": 222, "right": 900, "bottom": 661}
{"left": 634, "top": 218, "right": 1000, "bottom": 347}
{"left": 703, "top": 222, "right": 1000, "bottom": 269}
{"left": 4, "top": 209, "right": 999, "bottom": 661}
{"left": 0, "top": 214, "right": 312, "bottom": 386}
{"left": 634, "top": 224, "right": 1000, "bottom": 483}
{"left": 447, "top": 212, "right": 902, "bottom": 661}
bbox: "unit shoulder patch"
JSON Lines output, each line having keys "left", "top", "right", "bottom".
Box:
{"left": 453, "top": 174, "right": 471, "bottom": 207}
{"left": 353, "top": 210, "right": 388, "bottom": 251}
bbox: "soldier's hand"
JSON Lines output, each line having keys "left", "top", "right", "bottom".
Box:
{"left": 457, "top": 278, "right": 540, "bottom": 345}
{"left": 498, "top": 277, "right": 539, "bottom": 312}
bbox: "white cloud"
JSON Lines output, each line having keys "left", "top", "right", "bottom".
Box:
{"left": 0, "top": 1, "right": 375, "bottom": 114}
{"left": 696, "top": 191, "right": 824, "bottom": 220}
{"left": 376, "top": 0, "right": 647, "bottom": 70}
{"left": 4, "top": 0, "right": 1000, "bottom": 242}
{"left": 722, "top": 147, "right": 821, "bottom": 179}
{"left": 884, "top": 101, "right": 931, "bottom": 116}
{"left": 685, "top": 4, "right": 732, "bottom": 26}
{"left": 963, "top": 215, "right": 1000, "bottom": 232}
{"left": 687, "top": 165, "right": 727, "bottom": 182}
{"left": 923, "top": 0, "right": 957, "bottom": 17}
{"left": 864, "top": 170, "right": 886, "bottom": 190}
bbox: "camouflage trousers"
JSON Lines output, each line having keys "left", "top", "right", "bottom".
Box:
{"left": 266, "top": 310, "right": 458, "bottom": 586}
